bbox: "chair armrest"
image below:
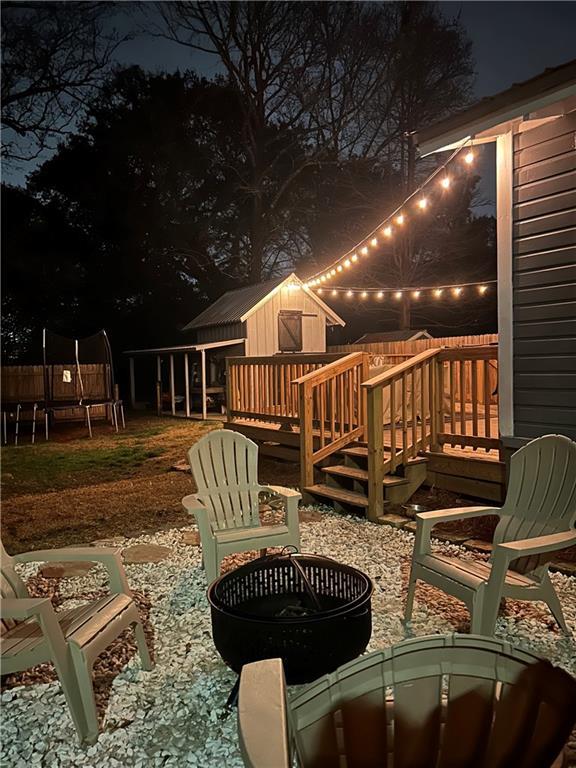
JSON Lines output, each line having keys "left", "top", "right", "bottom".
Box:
{"left": 181, "top": 494, "right": 214, "bottom": 539}
{"left": 14, "top": 547, "right": 131, "bottom": 595}
{"left": 239, "top": 658, "right": 291, "bottom": 768}
{"left": 414, "top": 506, "right": 500, "bottom": 556}
{"left": 260, "top": 485, "right": 301, "bottom": 500}
{"left": 0, "top": 597, "right": 53, "bottom": 621}
{"left": 494, "top": 530, "right": 576, "bottom": 562}
{"left": 259, "top": 486, "right": 301, "bottom": 528}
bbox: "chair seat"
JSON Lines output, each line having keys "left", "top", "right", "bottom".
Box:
{"left": 418, "top": 554, "right": 539, "bottom": 591}
{"left": 1, "top": 593, "right": 134, "bottom": 658}
{"left": 213, "top": 524, "right": 291, "bottom": 546}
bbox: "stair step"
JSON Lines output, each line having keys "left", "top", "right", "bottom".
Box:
{"left": 322, "top": 465, "right": 409, "bottom": 486}
{"left": 341, "top": 446, "right": 369, "bottom": 458}
{"left": 304, "top": 484, "right": 369, "bottom": 508}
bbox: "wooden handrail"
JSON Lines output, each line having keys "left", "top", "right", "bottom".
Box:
{"left": 361, "top": 347, "right": 441, "bottom": 390}
{"left": 293, "top": 352, "right": 366, "bottom": 386}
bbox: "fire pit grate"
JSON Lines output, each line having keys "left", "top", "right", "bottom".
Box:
{"left": 208, "top": 550, "right": 373, "bottom": 685}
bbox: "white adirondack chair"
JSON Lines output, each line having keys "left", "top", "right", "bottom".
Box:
{"left": 182, "top": 430, "right": 301, "bottom": 585}
{"left": 405, "top": 434, "right": 576, "bottom": 635}
{"left": 1, "top": 540, "right": 153, "bottom": 744}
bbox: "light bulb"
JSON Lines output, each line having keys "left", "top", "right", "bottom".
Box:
{"left": 396, "top": 214, "right": 405, "bottom": 225}
{"left": 377, "top": 291, "right": 384, "bottom": 299}
{"left": 326, "top": 273, "right": 332, "bottom": 280}
{"left": 478, "top": 285, "right": 488, "bottom": 295}
{"left": 330, "top": 269, "right": 336, "bottom": 276}
{"left": 320, "top": 275, "right": 326, "bottom": 282}
{"left": 303, "top": 282, "right": 309, "bottom": 289}
{"left": 417, "top": 198, "right": 428, "bottom": 210}
{"left": 351, "top": 254, "right": 358, "bottom": 262}
{"left": 464, "top": 151, "right": 474, "bottom": 165}
{"left": 434, "top": 288, "right": 443, "bottom": 298}
{"left": 337, "top": 265, "right": 343, "bottom": 272}
{"left": 317, "top": 288, "right": 323, "bottom": 294}
{"left": 394, "top": 291, "right": 402, "bottom": 300}
{"left": 361, "top": 291, "right": 368, "bottom": 298}
{"left": 361, "top": 246, "right": 369, "bottom": 256}
{"left": 383, "top": 226, "right": 393, "bottom": 238}
{"left": 453, "top": 287, "right": 462, "bottom": 297}
{"left": 440, "top": 177, "right": 451, "bottom": 190}
{"left": 413, "top": 290, "right": 421, "bottom": 299}
{"left": 344, "top": 259, "right": 351, "bottom": 268}
{"left": 346, "top": 290, "right": 353, "bottom": 297}
{"left": 331, "top": 289, "right": 338, "bottom": 297}
{"left": 370, "top": 237, "right": 378, "bottom": 247}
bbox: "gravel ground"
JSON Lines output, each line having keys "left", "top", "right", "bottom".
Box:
{"left": 2, "top": 507, "right": 576, "bottom": 767}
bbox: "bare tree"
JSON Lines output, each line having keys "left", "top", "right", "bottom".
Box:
{"left": 1, "top": 2, "right": 125, "bottom": 164}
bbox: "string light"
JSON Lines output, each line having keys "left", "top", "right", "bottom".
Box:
{"left": 464, "top": 151, "right": 474, "bottom": 165}
{"left": 351, "top": 254, "right": 358, "bottom": 262}
{"left": 434, "top": 288, "right": 443, "bottom": 298}
{"left": 361, "top": 291, "right": 368, "bottom": 298}
{"left": 412, "top": 290, "right": 421, "bottom": 299}
{"left": 377, "top": 291, "right": 384, "bottom": 299}
{"left": 330, "top": 268, "right": 336, "bottom": 276}
{"left": 370, "top": 237, "right": 378, "bottom": 247}
{"left": 320, "top": 275, "right": 326, "bottom": 282}
{"left": 344, "top": 259, "right": 351, "bottom": 268}
{"left": 383, "top": 226, "right": 393, "bottom": 238}
{"left": 361, "top": 246, "right": 369, "bottom": 256}
{"left": 394, "top": 291, "right": 402, "bottom": 300}
{"left": 440, "top": 176, "right": 451, "bottom": 190}
{"left": 331, "top": 289, "right": 338, "bottom": 296}
{"left": 312, "top": 280, "right": 495, "bottom": 300}
{"left": 317, "top": 288, "right": 323, "bottom": 294}
{"left": 417, "top": 198, "right": 428, "bottom": 210}
{"left": 396, "top": 214, "right": 405, "bottom": 225}
{"left": 453, "top": 287, "right": 463, "bottom": 297}
{"left": 337, "top": 265, "right": 343, "bottom": 272}
{"left": 346, "top": 290, "right": 353, "bottom": 297}
{"left": 478, "top": 285, "right": 488, "bottom": 294}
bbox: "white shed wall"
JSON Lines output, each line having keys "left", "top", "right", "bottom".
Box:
{"left": 245, "top": 286, "right": 328, "bottom": 356}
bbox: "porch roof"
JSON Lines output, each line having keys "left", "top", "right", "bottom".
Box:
{"left": 415, "top": 58, "right": 576, "bottom": 155}
{"left": 123, "top": 338, "right": 245, "bottom": 356}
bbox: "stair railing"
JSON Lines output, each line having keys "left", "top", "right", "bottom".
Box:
{"left": 294, "top": 352, "right": 370, "bottom": 489}
{"left": 361, "top": 348, "right": 441, "bottom": 519}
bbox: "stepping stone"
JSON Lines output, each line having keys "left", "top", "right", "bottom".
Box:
{"left": 376, "top": 513, "right": 408, "bottom": 529}
{"left": 171, "top": 460, "right": 190, "bottom": 472}
{"left": 403, "top": 521, "right": 418, "bottom": 533}
{"left": 181, "top": 531, "right": 200, "bottom": 546}
{"left": 39, "top": 561, "right": 95, "bottom": 579}
{"left": 464, "top": 539, "right": 493, "bottom": 553}
{"left": 122, "top": 544, "right": 172, "bottom": 564}
{"left": 299, "top": 509, "right": 323, "bottom": 523}
{"left": 550, "top": 560, "right": 576, "bottom": 577}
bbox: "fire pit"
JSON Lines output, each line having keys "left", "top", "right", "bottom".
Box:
{"left": 208, "top": 550, "right": 373, "bottom": 685}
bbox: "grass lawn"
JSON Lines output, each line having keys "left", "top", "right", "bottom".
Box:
{"left": 0, "top": 413, "right": 300, "bottom": 554}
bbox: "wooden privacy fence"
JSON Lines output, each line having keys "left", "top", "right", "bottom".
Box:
{"left": 294, "top": 352, "right": 370, "bottom": 487}
{"left": 1, "top": 364, "right": 111, "bottom": 421}
{"left": 329, "top": 333, "right": 498, "bottom": 356}
{"left": 226, "top": 353, "right": 343, "bottom": 424}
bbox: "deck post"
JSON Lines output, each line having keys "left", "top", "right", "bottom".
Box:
{"left": 366, "top": 386, "right": 384, "bottom": 522}
{"left": 156, "top": 355, "right": 162, "bottom": 415}
{"left": 129, "top": 357, "right": 136, "bottom": 409}
{"left": 201, "top": 349, "right": 207, "bottom": 421}
{"left": 360, "top": 352, "right": 370, "bottom": 439}
{"left": 169, "top": 354, "right": 176, "bottom": 416}
{"left": 299, "top": 382, "right": 314, "bottom": 490}
{"left": 184, "top": 353, "right": 190, "bottom": 418}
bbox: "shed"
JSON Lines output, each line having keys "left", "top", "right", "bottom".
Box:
{"left": 354, "top": 330, "right": 432, "bottom": 344}
{"left": 415, "top": 58, "right": 576, "bottom": 449}
{"left": 182, "top": 273, "right": 345, "bottom": 355}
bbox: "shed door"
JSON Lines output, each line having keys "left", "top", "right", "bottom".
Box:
{"left": 278, "top": 311, "right": 303, "bottom": 352}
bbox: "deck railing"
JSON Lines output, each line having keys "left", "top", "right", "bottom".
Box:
{"left": 226, "top": 353, "right": 343, "bottom": 424}
{"left": 294, "top": 352, "right": 370, "bottom": 488}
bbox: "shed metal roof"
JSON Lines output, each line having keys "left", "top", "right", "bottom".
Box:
{"left": 355, "top": 330, "right": 432, "bottom": 344}
{"left": 416, "top": 58, "right": 576, "bottom": 155}
{"left": 182, "top": 277, "right": 286, "bottom": 330}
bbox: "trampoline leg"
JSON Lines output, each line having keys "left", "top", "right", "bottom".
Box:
{"left": 45, "top": 411, "right": 49, "bottom": 441}
{"left": 3, "top": 411, "right": 7, "bottom": 445}
{"left": 15, "top": 404, "right": 21, "bottom": 446}
{"left": 120, "top": 404, "right": 125, "bottom": 429}
{"left": 85, "top": 406, "right": 93, "bottom": 438}
{"left": 32, "top": 404, "right": 37, "bottom": 445}
{"left": 112, "top": 402, "right": 119, "bottom": 433}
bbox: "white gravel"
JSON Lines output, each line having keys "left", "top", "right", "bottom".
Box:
{"left": 3, "top": 507, "right": 576, "bottom": 767}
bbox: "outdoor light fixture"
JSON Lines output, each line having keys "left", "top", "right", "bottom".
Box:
{"left": 396, "top": 214, "right": 405, "bottom": 225}
{"left": 394, "top": 291, "right": 402, "bottom": 300}
{"left": 370, "top": 237, "right": 378, "bottom": 247}
{"left": 361, "top": 246, "right": 369, "bottom": 256}
{"left": 417, "top": 198, "right": 428, "bottom": 210}
{"left": 383, "top": 226, "right": 393, "bottom": 238}
{"left": 464, "top": 151, "right": 474, "bottom": 165}
{"left": 440, "top": 177, "right": 451, "bottom": 190}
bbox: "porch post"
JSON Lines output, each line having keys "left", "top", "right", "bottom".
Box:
{"left": 129, "top": 357, "right": 136, "bottom": 409}
{"left": 169, "top": 354, "right": 175, "bottom": 416}
{"left": 184, "top": 352, "right": 190, "bottom": 418}
{"left": 201, "top": 349, "right": 207, "bottom": 420}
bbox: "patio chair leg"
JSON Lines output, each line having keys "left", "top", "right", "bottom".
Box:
{"left": 31, "top": 403, "right": 37, "bottom": 444}
{"left": 14, "top": 403, "right": 20, "bottom": 446}
{"left": 50, "top": 651, "right": 90, "bottom": 746}
{"left": 85, "top": 406, "right": 93, "bottom": 438}
{"left": 133, "top": 620, "right": 154, "bottom": 671}
{"left": 69, "top": 645, "right": 99, "bottom": 745}
{"left": 542, "top": 574, "right": 570, "bottom": 634}
{"left": 404, "top": 569, "right": 417, "bottom": 621}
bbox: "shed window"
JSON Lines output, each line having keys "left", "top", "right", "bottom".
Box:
{"left": 278, "top": 311, "right": 303, "bottom": 352}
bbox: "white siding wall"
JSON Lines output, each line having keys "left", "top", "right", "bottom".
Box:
{"left": 245, "top": 286, "right": 328, "bottom": 356}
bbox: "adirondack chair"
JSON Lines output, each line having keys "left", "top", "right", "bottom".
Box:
{"left": 182, "top": 430, "right": 301, "bottom": 585}
{"left": 405, "top": 434, "right": 576, "bottom": 635}
{"left": 0, "top": 540, "right": 153, "bottom": 745}
{"left": 238, "top": 634, "right": 576, "bottom": 768}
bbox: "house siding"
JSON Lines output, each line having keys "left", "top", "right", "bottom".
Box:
{"left": 512, "top": 111, "right": 576, "bottom": 440}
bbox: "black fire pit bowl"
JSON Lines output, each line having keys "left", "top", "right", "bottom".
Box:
{"left": 208, "top": 552, "right": 373, "bottom": 685}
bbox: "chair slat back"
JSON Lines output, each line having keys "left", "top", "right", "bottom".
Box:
{"left": 1, "top": 539, "right": 30, "bottom": 635}
{"left": 287, "top": 635, "right": 576, "bottom": 768}
{"left": 188, "top": 430, "right": 260, "bottom": 530}
{"left": 495, "top": 435, "right": 576, "bottom": 555}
